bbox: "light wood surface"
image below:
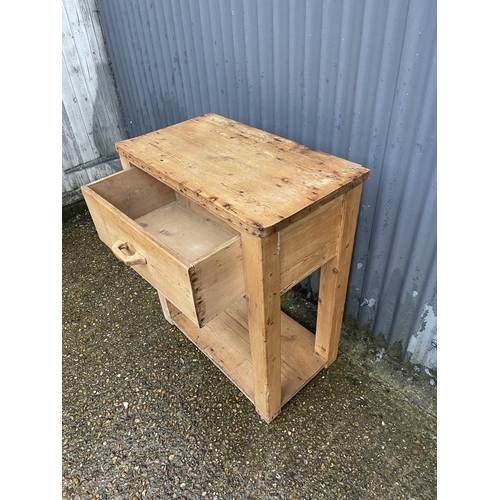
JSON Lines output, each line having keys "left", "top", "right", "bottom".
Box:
{"left": 171, "top": 296, "right": 325, "bottom": 420}
{"left": 279, "top": 195, "right": 342, "bottom": 294}
{"left": 241, "top": 231, "right": 282, "bottom": 422}
{"left": 116, "top": 113, "right": 370, "bottom": 237}
{"left": 314, "top": 184, "right": 363, "bottom": 365}
{"left": 83, "top": 113, "right": 370, "bottom": 422}
{"left": 158, "top": 292, "right": 181, "bottom": 325}
{"left": 82, "top": 168, "right": 245, "bottom": 327}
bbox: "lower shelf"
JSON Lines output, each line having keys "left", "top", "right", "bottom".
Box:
{"left": 171, "top": 296, "right": 326, "bottom": 409}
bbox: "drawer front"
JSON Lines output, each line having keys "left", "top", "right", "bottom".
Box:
{"left": 82, "top": 170, "right": 245, "bottom": 327}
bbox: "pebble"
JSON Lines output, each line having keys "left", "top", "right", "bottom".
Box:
{"left": 62, "top": 214, "right": 437, "bottom": 500}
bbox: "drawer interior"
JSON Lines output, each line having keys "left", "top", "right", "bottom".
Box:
{"left": 90, "top": 167, "right": 240, "bottom": 262}
{"left": 90, "top": 166, "right": 176, "bottom": 220}
{"left": 135, "top": 200, "right": 238, "bottom": 262}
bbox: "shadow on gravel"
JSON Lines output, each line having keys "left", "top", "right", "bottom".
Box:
{"left": 63, "top": 211, "right": 436, "bottom": 500}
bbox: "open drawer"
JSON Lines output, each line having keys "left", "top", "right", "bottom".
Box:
{"left": 81, "top": 167, "right": 245, "bottom": 327}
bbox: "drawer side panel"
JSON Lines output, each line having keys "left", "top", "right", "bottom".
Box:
{"left": 279, "top": 196, "right": 343, "bottom": 294}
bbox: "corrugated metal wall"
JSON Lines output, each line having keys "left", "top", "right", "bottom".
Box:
{"left": 95, "top": 0, "right": 437, "bottom": 369}
{"left": 62, "top": 0, "right": 127, "bottom": 206}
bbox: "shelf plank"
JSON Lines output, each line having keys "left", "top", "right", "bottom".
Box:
{"left": 172, "top": 297, "right": 325, "bottom": 412}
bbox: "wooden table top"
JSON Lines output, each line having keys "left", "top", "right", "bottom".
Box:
{"left": 116, "top": 113, "right": 370, "bottom": 237}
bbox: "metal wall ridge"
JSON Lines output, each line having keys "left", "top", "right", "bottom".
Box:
{"left": 96, "top": 0, "right": 437, "bottom": 369}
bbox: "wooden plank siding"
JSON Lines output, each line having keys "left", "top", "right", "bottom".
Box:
{"left": 62, "top": 0, "right": 126, "bottom": 206}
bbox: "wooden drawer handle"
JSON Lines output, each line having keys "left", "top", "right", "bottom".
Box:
{"left": 111, "top": 240, "right": 147, "bottom": 266}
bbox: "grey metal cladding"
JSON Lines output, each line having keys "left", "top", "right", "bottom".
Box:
{"left": 96, "top": 0, "right": 437, "bottom": 369}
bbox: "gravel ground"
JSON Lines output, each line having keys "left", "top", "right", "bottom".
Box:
{"left": 62, "top": 211, "right": 437, "bottom": 500}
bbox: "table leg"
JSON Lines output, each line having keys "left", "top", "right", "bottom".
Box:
{"left": 158, "top": 292, "right": 181, "bottom": 325}
{"left": 315, "top": 184, "right": 363, "bottom": 366}
{"left": 241, "top": 231, "right": 282, "bottom": 422}
{"left": 118, "top": 152, "right": 134, "bottom": 170}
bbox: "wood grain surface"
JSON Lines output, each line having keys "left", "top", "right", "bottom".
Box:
{"left": 116, "top": 113, "right": 370, "bottom": 236}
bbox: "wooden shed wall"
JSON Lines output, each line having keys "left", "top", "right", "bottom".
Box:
{"left": 62, "top": 0, "right": 127, "bottom": 206}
